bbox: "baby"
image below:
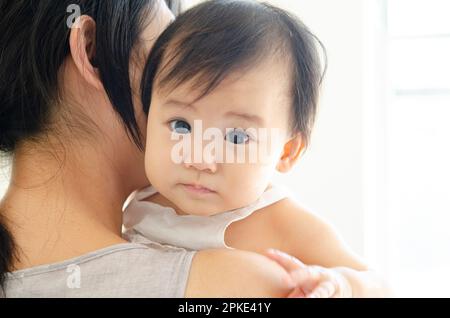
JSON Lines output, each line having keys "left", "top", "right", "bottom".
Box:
{"left": 123, "top": 0, "right": 387, "bottom": 297}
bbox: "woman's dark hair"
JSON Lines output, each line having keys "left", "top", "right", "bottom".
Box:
{"left": 142, "top": 0, "right": 327, "bottom": 144}
{"left": 0, "top": 0, "right": 181, "bottom": 292}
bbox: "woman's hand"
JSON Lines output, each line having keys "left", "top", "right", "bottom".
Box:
{"left": 266, "top": 249, "right": 353, "bottom": 298}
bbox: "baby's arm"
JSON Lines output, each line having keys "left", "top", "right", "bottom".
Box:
{"left": 225, "top": 198, "right": 389, "bottom": 297}
{"left": 225, "top": 198, "right": 366, "bottom": 269}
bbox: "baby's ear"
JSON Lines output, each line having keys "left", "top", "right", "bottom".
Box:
{"left": 276, "top": 134, "right": 305, "bottom": 173}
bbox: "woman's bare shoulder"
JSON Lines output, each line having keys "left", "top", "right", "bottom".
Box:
{"left": 184, "top": 248, "right": 292, "bottom": 298}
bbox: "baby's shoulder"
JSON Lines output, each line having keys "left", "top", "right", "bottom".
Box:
{"left": 261, "top": 197, "right": 321, "bottom": 224}
{"left": 227, "top": 198, "right": 305, "bottom": 234}
{"left": 225, "top": 198, "right": 306, "bottom": 248}
{"left": 225, "top": 197, "right": 338, "bottom": 255}
{"left": 258, "top": 197, "right": 339, "bottom": 242}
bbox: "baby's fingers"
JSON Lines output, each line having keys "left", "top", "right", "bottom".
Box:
{"left": 288, "top": 266, "right": 324, "bottom": 292}
{"left": 286, "top": 286, "right": 307, "bottom": 298}
{"left": 265, "top": 250, "right": 327, "bottom": 295}
{"left": 290, "top": 266, "right": 321, "bottom": 284}
{"left": 265, "top": 249, "right": 307, "bottom": 273}
{"left": 307, "top": 281, "right": 337, "bottom": 298}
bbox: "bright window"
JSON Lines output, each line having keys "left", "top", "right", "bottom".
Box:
{"left": 381, "top": 0, "right": 450, "bottom": 297}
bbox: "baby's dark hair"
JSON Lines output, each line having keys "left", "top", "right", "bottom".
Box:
{"left": 141, "top": 0, "right": 326, "bottom": 146}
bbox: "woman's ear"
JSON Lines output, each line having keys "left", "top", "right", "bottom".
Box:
{"left": 69, "top": 15, "right": 103, "bottom": 90}
{"left": 276, "top": 134, "right": 305, "bottom": 173}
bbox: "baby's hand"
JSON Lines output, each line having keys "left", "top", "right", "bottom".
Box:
{"left": 266, "top": 249, "right": 353, "bottom": 298}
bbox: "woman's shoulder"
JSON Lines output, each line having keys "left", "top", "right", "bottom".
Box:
{"left": 4, "top": 230, "right": 294, "bottom": 298}
{"left": 3, "top": 232, "right": 195, "bottom": 298}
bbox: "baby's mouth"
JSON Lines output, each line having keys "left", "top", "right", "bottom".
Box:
{"left": 180, "top": 183, "right": 216, "bottom": 194}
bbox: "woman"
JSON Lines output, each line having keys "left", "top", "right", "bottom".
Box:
{"left": 0, "top": 0, "right": 295, "bottom": 297}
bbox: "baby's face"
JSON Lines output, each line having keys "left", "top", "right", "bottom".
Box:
{"left": 145, "top": 59, "right": 294, "bottom": 216}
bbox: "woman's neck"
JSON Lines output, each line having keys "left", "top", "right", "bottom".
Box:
{"left": 1, "top": 140, "right": 132, "bottom": 270}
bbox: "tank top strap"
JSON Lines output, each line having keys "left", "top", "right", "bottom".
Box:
{"left": 249, "top": 183, "right": 291, "bottom": 212}
{"left": 123, "top": 186, "right": 158, "bottom": 211}
{"left": 215, "top": 183, "right": 291, "bottom": 234}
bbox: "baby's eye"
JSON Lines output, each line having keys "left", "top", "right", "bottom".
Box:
{"left": 225, "top": 129, "right": 250, "bottom": 145}
{"left": 169, "top": 119, "right": 191, "bottom": 134}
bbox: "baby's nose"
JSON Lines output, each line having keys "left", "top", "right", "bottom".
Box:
{"left": 184, "top": 160, "right": 218, "bottom": 173}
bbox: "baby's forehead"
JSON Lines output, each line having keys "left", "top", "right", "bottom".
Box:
{"left": 155, "top": 53, "right": 293, "bottom": 106}
{"left": 155, "top": 67, "right": 292, "bottom": 131}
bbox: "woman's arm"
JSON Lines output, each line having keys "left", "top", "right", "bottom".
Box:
{"left": 185, "top": 249, "right": 294, "bottom": 297}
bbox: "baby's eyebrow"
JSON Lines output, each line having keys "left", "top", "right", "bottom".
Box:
{"left": 164, "top": 99, "right": 197, "bottom": 112}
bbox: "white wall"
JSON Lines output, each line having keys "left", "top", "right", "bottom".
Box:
{"left": 268, "top": 0, "right": 366, "bottom": 255}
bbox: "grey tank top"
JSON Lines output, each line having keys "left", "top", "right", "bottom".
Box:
{"left": 2, "top": 231, "right": 196, "bottom": 298}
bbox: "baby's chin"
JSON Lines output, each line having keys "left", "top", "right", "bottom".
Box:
{"left": 177, "top": 205, "right": 226, "bottom": 217}
{"left": 175, "top": 199, "right": 232, "bottom": 217}
{"left": 176, "top": 196, "right": 259, "bottom": 217}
